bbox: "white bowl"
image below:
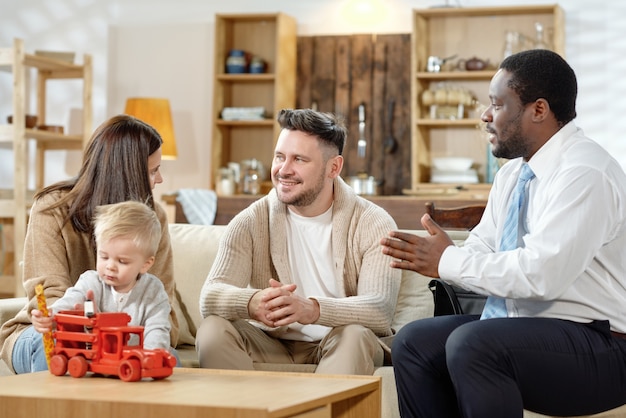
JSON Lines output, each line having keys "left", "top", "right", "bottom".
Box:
{"left": 432, "top": 157, "right": 474, "bottom": 172}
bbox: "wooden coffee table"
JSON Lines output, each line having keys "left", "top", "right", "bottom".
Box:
{"left": 0, "top": 367, "right": 380, "bottom": 418}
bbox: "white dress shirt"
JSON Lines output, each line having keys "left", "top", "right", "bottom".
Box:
{"left": 440, "top": 122, "right": 626, "bottom": 332}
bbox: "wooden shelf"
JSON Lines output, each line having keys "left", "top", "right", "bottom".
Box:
{"left": 0, "top": 38, "right": 92, "bottom": 296}
{"left": 410, "top": 5, "right": 565, "bottom": 187}
{"left": 0, "top": 189, "right": 33, "bottom": 218}
{"left": 216, "top": 74, "right": 276, "bottom": 82}
{"left": 162, "top": 192, "right": 489, "bottom": 231}
{"left": 0, "top": 51, "right": 83, "bottom": 76}
{"left": 0, "top": 275, "right": 15, "bottom": 298}
{"left": 211, "top": 13, "right": 297, "bottom": 189}
{"left": 215, "top": 119, "right": 275, "bottom": 127}
{"left": 403, "top": 182, "right": 492, "bottom": 198}
{"left": 411, "top": 4, "right": 565, "bottom": 18}
{"left": 416, "top": 118, "right": 482, "bottom": 128}
{"left": 0, "top": 125, "right": 84, "bottom": 145}
{"left": 415, "top": 70, "right": 496, "bottom": 80}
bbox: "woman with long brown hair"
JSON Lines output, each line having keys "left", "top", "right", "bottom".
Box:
{"left": 0, "top": 114, "right": 179, "bottom": 373}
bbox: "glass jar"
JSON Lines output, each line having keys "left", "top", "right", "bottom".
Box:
{"left": 227, "top": 162, "right": 241, "bottom": 193}
{"left": 216, "top": 167, "right": 236, "bottom": 196}
{"left": 242, "top": 159, "right": 261, "bottom": 195}
{"left": 533, "top": 22, "right": 551, "bottom": 50}
{"left": 502, "top": 30, "right": 522, "bottom": 59}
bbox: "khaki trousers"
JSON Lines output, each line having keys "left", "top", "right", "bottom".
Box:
{"left": 196, "top": 315, "right": 384, "bottom": 375}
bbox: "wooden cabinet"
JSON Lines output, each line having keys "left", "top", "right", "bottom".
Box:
{"left": 211, "top": 13, "right": 296, "bottom": 189}
{"left": 0, "top": 38, "right": 92, "bottom": 296}
{"left": 162, "top": 188, "right": 489, "bottom": 230}
{"left": 409, "top": 5, "right": 564, "bottom": 190}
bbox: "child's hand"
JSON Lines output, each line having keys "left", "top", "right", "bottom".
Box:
{"left": 73, "top": 289, "right": 97, "bottom": 312}
{"left": 31, "top": 309, "right": 53, "bottom": 333}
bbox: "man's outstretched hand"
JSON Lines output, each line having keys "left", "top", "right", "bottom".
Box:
{"left": 380, "top": 213, "right": 454, "bottom": 278}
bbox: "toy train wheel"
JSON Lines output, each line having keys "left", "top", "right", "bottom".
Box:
{"left": 68, "top": 356, "right": 88, "bottom": 378}
{"left": 118, "top": 359, "right": 141, "bottom": 382}
{"left": 49, "top": 354, "right": 68, "bottom": 376}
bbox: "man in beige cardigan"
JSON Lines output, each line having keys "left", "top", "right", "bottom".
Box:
{"left": 196, "top": 108, "right": 401, "bottom": 375}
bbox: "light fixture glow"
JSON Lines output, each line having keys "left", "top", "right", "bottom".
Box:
{"left": 341, "top": 0, "right": 388, "bottom": 26}
{"left": 124, "top": 98, "right": 178, "bottom": 160}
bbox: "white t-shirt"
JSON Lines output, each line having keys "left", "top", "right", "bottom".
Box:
{"left": 281, "top": 205, "right": 339, "bottom": 341}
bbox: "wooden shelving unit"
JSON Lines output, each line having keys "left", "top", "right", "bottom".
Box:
{"left": 211, "top": 13, "right": 296, "bottom": 189}
{"left": 0, "top": 38, "right": 92, "bottom": 296}
{"left": 409, "top": 4, "right": 565, "bottom": 191}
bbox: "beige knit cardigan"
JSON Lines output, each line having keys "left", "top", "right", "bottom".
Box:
{"left": 199, "top": 177, "right": 401, "bottom": 338}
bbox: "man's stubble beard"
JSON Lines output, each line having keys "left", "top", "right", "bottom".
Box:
{"left": 491, "top": 110, "right": 529, "bottom": 160}
{"left": 276, "top": 169, "right": 327, "bottom": 207}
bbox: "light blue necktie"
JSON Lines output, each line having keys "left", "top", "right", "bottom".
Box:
{"left": 481, "top": 163, "right": 535, "bottom": 319}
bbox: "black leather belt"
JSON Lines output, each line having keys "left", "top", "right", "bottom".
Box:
{"left": 611, "top": 331, "right": 626, "bottom": 340}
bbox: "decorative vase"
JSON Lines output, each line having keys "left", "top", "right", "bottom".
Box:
{"left": 226, "top": 49, "right": 247, "bottom": 74}
{"left": 249, "top": 56, "right": 265, "bottom": 74}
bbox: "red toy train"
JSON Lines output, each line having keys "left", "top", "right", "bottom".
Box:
{"left": 49, "top": 310, "right": 176, "bottom": 382}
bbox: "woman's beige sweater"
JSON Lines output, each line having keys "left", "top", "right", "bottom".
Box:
{"left": 0, "top": 191, "right": 178, "bottom": 372}
{"left": 199, "top": 178, "right": 401, "bottom": 338}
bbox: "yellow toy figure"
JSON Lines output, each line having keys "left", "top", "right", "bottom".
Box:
{"left": 35, "top": 284, "right": 54, "bottom": 368}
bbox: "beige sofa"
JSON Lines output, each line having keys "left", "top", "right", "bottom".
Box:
{"left": 1, "top": 222, "right": 625, "bottom": 418}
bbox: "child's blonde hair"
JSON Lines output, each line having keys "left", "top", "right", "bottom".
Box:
{"left": 93, "top": 200, "right": 161, "bottom": 256}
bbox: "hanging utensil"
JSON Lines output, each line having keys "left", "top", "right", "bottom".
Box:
{"left": 384, "top": 98, "right": 397, "bottom": 154}
{"left": 357, "top": 103, "right": 366, "bottom": 158}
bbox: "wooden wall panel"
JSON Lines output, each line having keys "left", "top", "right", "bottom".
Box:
{"left": 348, "top": 34, "right": 374, "bottom": 176}
{"left": 371, "top": 39, "right": 387, "bottom": 187}
{"left": 296, "top": 34, "right": 411, "bottom": 195}
{"left": 296, "top": 36, "right": 313, "bottom": 114}
{"left": 334, "top": 37, "right": 351, "bottom": 118}
{"left": 382, "top": 34, "right": 412, "bottom": 195}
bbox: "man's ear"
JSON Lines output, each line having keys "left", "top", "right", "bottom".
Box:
{"left": 531, "top": 98, "right": 551, "bottom": 122}
{"left": 328, "top": 155, "right": 344, "bottom": 179}
{"left": 141, "top": 256, "right": 156, "bottom": 274}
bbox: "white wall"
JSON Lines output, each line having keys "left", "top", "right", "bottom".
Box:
{"left": 1, "top": 0, "right": 625, "bottom": 204}
{"left": 107, "top": 22, "right": 213, "bottom": 198}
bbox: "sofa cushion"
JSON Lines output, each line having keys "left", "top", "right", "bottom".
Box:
{"left": 390, "top": 229, "right": 469, "bottom": 332}
{"left": 392, "top": 270, "right": 434, "bottom": 333}
{"left": 169, "top": 223, "right": 226, "bottom": 347}
{"left": 0, "top": 297, "right": 27, "bottom": 328}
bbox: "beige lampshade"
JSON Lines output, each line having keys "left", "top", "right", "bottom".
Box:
{"left": 124, "top": 98, "right": 178, "bottom": 159}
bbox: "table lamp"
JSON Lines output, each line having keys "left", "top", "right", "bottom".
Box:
{"left": 124, "top": 98, "right": 178, "bottom": 159}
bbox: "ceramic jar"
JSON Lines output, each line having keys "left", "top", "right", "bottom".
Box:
{"left": 226, "top": 49, "right": 247, "bottom": 73}
{"left": 249, "top": 56, "right": 265, "bottom": 73}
